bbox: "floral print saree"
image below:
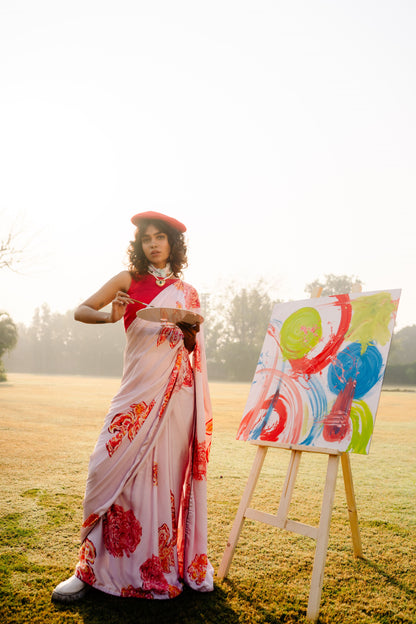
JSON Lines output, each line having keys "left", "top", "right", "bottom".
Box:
{"left": 74, "top": 280, "right": 214, "bottom": 598}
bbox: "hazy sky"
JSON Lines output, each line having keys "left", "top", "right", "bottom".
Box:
{"left": 1, "top": 1, "right": 415, "bottom": 330}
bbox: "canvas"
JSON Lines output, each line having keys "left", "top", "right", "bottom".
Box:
{"left": 237, "top": 290, "right": 400, "bottom": 454}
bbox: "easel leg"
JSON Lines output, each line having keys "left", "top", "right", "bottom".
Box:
{"left": 276, "top": 449, "right": 302, "bottom": 523}
{"left": 341, "top": 453, "right": 363, "bottom": 558}
{"left": 217, "top": 445, "right": 268, "bottom": 578}
{"left": 307, "top": 454, "right": 339, "bottom": 622}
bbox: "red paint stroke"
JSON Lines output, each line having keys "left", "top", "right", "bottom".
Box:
{"left": 237, "top": 368, "right": 304, "bottom": 443}
{"left": 290, "top": 295, "right": 352, "bottom": 377}
{"left": 236, "top": 366, "right": 284, "bottom": 439}
{"left": 237, "top": 405, "right": 257, "bottom": 438}
{"left": 259, "top": 394, "right": 288, "bottom": 442}
{"left": 323, "top": 378, "right": 356, "bottom": 442}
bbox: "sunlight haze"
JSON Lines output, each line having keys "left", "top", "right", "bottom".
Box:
{"left": 1, "top": 1, "right": 415, "bottom": 330}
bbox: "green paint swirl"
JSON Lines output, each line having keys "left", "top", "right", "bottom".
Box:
{"left": 346, "top": 400, "right": 374, "bottom": 454}
{"left": 346, "top": 292, "right": 396, "bottom": 354}
{"left": 280, "top": 307, "right": 322, "bottom": 361}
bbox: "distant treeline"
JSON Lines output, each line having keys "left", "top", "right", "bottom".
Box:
{"left": 385, "top": 324, "right": 416, "bottom": 386}
{"left": 5, "top": 306, "right": 126, "bottom": 377}
{"left": 383, "top": 362, "right": 416, "bottom": 386}
{"left": 4, "top": 285, "right": 275, "bottom": 381}
{"left": 4, "top": 288, "right": 416, "bottom": 385}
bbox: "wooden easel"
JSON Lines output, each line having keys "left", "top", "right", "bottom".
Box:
{"left": 217, "top": 442, "right": 363, "bottom": 621}
{"left": 218, "top": 287, "right": 364, "bottom": 622}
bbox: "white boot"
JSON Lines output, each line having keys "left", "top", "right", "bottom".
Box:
{"left": 51, "top": 575, "right": 90, "bottom": 603}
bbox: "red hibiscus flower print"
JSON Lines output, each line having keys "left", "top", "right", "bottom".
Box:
{"left": 121, "top": 582, "right": 181, "bottom": 599}
{"left": 187, "top": 553, "right": 208, "bottom": 586}
{"left": 168, "top": 584, "right": 182, "bottom": 598}
{"left": 103, "top": 504, "right": 142, "bottom": 558}
{"left": 106, "top": 400, "right": 155, "bottom": 457}
{"left": 158, "top": 523, "right": 175, "bottom": 573}
{"left": 75, "top": 538, "right": 96, "bottom": 586}
{"left": 128, "top": 401, "right": 155, "bottom": 440}
{"left": 140, "top": 555, "right": 169, "bottom": 594}
{"left": 183, "top": 357, "right": 194, "bottom": 387}
{"left": 182, "top": 284, "right": 200, "bottom": 310}
{"left": 192, "top": 441, "right": 207, "bottom": 480}
{"left": 193, "top": 341, "right": 202, "bottom": 372}
{"left": 205, "top": 418, "right": 213, "bottom": 460}
{"left": 174, "top": 350, "right": 194, "bottom": 392}
{"left": 82, "top": 513, "right": 99, "bottom": 529}
{"left": 158, "top": 351, "right": 182, "bottom": 419}
{"left": 121, "top": 585, "right": 153, "bottom": 599}
{"left": 157, "top": 325, "right": 182, "bottom": 348}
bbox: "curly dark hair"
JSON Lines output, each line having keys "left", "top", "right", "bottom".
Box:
{"left": 127, "top": 218, "right": 188, "bottom": 278}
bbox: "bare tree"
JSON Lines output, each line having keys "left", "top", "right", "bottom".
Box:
{"left": 0, "top": 210, "right": 38, "bottom": 272}
{"left": 0, "top": 230, "right": 26, "bottom": 271}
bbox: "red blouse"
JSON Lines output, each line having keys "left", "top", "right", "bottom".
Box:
{"left": 123, "top": 274, "right": 178, "bottom": 331}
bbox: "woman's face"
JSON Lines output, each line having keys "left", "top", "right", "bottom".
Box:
{"left": 141, "top": 224, "right": 171, "bottom": 269}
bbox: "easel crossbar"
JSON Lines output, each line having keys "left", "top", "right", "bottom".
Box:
{"left": 251, "top": 440, "right": 342, "bottom": 456}
{"left": 244, "top": 508, "right": 319, "bottom": 540}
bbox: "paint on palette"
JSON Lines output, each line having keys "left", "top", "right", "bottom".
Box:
{"left": 236, "top": 289, "right": 400, "bottom": 454}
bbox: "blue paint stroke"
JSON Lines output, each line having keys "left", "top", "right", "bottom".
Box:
{"left": 328, "top": 342, "right": 383, "bottom": 399}
{"left": 299, "top": 376, "right": 328, "bottom": 445}
{"left": 248, "top": 362, "right": 286, "bottom": 440}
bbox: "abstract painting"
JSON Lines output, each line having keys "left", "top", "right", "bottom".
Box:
{"left": 237, "top": 290, "right": 400, "bottom": 454}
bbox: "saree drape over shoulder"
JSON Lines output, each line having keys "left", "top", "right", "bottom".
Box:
{"left": 75, "top": 280, "right": 214, "bottom": 598}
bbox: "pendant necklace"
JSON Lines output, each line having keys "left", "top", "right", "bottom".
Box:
{"left": 148, "top": 263, "right": 174, "bottom": 287}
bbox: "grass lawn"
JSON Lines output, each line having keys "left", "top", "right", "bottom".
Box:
{"left": 0, "top": 373, "right": 415, "bottom": 623}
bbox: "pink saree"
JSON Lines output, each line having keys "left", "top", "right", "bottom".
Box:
{"left": 74, "top": 280, "right": 214, "bottom": 598}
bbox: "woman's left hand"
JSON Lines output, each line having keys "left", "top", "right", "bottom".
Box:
{"left": 176, "top": 322, "right": 200, "bottom": 352}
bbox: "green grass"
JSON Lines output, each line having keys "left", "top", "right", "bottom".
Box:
{"left": 0, "top": 374, "right": 415, "bottom": 623}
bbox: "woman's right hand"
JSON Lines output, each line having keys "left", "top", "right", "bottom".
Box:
{"left": 109, "top": 291, "right": 134, "bottom": 323}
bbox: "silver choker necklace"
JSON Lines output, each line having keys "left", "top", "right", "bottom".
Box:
{"left": 148, "top": 263, "right": 174, "bottom": 287}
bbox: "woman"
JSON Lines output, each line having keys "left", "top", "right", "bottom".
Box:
{"left": 52, "top": 211, "right": 214, "bottom": 602}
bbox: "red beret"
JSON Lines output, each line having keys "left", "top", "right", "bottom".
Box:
{"left": 131, "top": 211, "right": 186, "bottom": 233}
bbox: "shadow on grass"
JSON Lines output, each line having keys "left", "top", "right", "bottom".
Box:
{"left": 52, "top": 584, "right": 240, "bottom": 624}
{"left": 359, "top": 558, "right": 416, "bottom": 601}
{"left": 218, "top": 577, "right": 306, "bottom": 624}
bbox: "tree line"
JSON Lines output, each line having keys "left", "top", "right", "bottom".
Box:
{"left": 2, "top": 282, "right": 273, "bottom": 381}
{"left": 2, "top": 276, "right": 416, "bottom": 384}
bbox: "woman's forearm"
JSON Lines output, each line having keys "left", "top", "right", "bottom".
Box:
{"left": 74, "top": 305, "right": 112, "bottom": 324}
{"left": 73, "top": 272, "right": 133, "bottom": 324}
